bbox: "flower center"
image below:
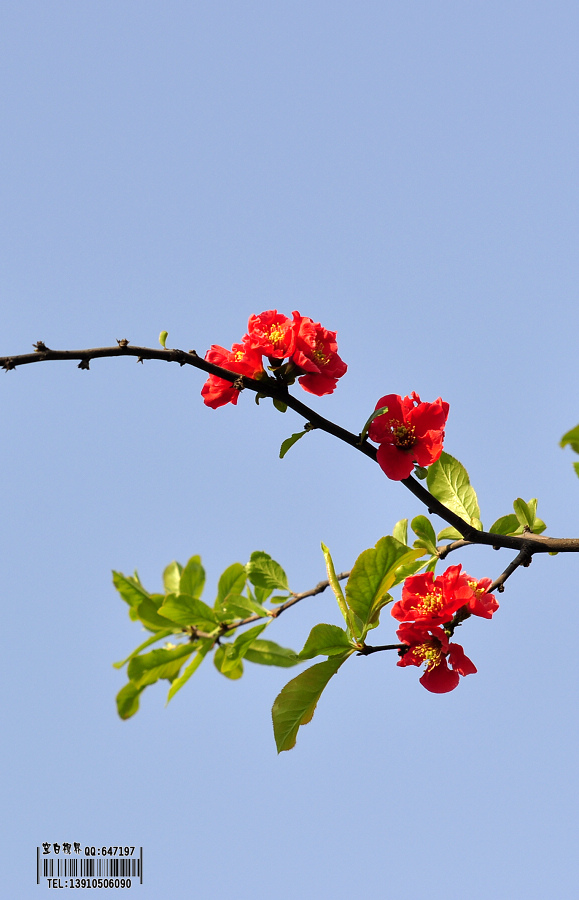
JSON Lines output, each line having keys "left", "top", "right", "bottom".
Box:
{"left": 416, "top": 588, "right": 444, "bottom": 616}
{"left": 267, "top": 326, "right": 286, "bottom": 349}
{"left": 313, "top": 341, "right": 329, "bottom": 366}
{"left": 391, "top": 420, "right": 416, "bottom": 450}
{"left": 414, "top": 640, "right": 443, "bottom": 671}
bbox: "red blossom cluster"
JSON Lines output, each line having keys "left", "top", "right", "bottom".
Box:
{"left": 395, "top": 565, "right": 498, "bottom": 693}
{"left": 201, "top": 310, "right": 347, "bottom": 408}
{"left": 368, "top": 392, "right": 450, "bottom": 480}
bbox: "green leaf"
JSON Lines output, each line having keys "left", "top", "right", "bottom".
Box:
{"left": 116, "top": 682, "right": 145, "bottom": 720}
{"left": 426, "top": 452, "right": 482, "bottom": 528}
{"left": 113, "top": 630, "right": 174, "bottom": 669}
{"left": 214, "top": 644, "right": 244, "bottom": 679}
{"left": 321, "top": 542, "right": 356, "bottom": 636}
{"left": 345, "top": 536, "right": 423, "bottom": 637}
{"left": 389, "top": 557, "right": 432, "bottom": 586}
{"left": 273, "top": 398, "right": 287, "bottom": 413}
{"left": 127, "top": 643, "right": 196, "bottom": 689}
{"left": 244, "top": 639, "right": 299, "bottom": 667}
{"left": 113, "top": 571, "right": 151, "bottom": 610}
{"left": 167, "top": 640, "right": 213, "bottom": 701}
{"left": 392, "top": 518, "right": 408, "bottom": 545}
{"left": 574, "top": 461, "right": 579, "bottom": 478}
{"left": 411, "top": 515, "right": 438, "bottom": 556}
{"left": 436, "top": 526, "right": 463, "bottom": 541}
{"left": 219, "top": 624, "right": 268, "bottom": 673}
{"left": 157, "top": 593, "right": 218, "bottom": 630}
{"left": 279, "top": 430, "right": 307, "bottom": 459}
{"left": 359, "top": 405, "right": 389, "bottom": 443}
{"left": 513, "top": 498, "right": 534, "bottom": 528}
{"left": 272, "top": 655, "right": 350, "bottom": 753}
{"left": 216, "top": 563, "right": 247, "bottom": 606}
{"left": 299, "top": 624, "right": 353, "bottom": 660}
{"left": 163, "top": 561, "right": 182, "bottom": 594}
{"left": 136, "top": 594, "right": 178, "bottom": 632}
{"left": 179, "top": 555, "right": 206, "bottom": 599}
{"left": 217, "top": 593, "right": 269, "bottom": 620}
{"left": 159, "top": 330, "right": 168, "bottom": 349}
{"left": 489, "top": 514, "right": 521, "bottom": 536}
{"left": 560, "top": 424, "right": 579, "bottom": 454}
{"left": 414, "top": 465, "right": 428, "bottom": 480}
{"left": 246, "top": 551, "right": 289, "bottom": 593}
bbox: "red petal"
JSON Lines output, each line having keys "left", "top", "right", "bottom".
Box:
{"left": 376, "top": 442, "right": 415, "bottom": 480}
{"left": 419, "top": 660, "right": 460, "bottom": 693}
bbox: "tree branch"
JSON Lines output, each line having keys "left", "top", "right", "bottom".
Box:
{"left": 4, "top": 341, "right": 579, "bottom": 556}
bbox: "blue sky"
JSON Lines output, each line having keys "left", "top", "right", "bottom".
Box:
{"left": 1, "top": 2, "right": 579, "bottom": 897}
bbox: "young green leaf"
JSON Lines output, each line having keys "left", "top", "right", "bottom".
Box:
{"left": 321, "top": 542, "right": 356, "bottom": 636}
{"left": 244, "top": 639, "right": 299, "bottom": 667}
{"left": 246, "top": 551, "right": 289, "bottom": 592}
{"left": 116, "top": 682, "right": 145, "bottom": 720}
{"left": 489, "top": 514, "right": 521, "bottom": 536}
{"left": 214, "top": 644, "right": 244, "bottom": 680}
{"left": 298, "top": 623, "right": 354, "bottom": 660}
{"left": 217, "top": 593, "right": 270, "bottom": 620}
{"left": 127, "top": 643, "right": 196, "bottom": 689}
{"left": 279, "top": 430, "right": 307, "bottom": 459}
{"left": 167, "top": 640, "right": 213, "bottom": 701}
{"left": 513, "top": 498, "right": 534, "bottom": 529}
{"left": 216, "top": 563, "right": 247, "bottom": 606}
{"left": 272, "top": 654, "right": 351, "bottom": 753}
{"left": 273, "top": 398, "right": 287, "bottom": 413}
{"left": 157, "top": 593, "right": 218, "bottom": 630}
{"left": 219, "top": 623, "right": 268, "bottom": 673}
{"left": 179, "top": 555, "right": 206, "bottom": 599}
{"left": 436, "top": 526, "right": 463, "bottom": 542}
{"left": 411, "top": 515, "right": 438, "bottom": 555}
{"left": 163, "top": 561, "right": 183, "bottom": 594}
{"left": 136, "top": 595, "right": 178, "bottom": 632}
{"left": 392, "top": 518, "right": 408, "bottom": 545}
{"left": 359, "top": 405, "right": 389, "bottom": 443}
{"left": 426, "top": 452, "right": 482, "bottom": 528}
{"left": 560, "top": 424, "right": 579, "bottom": 454}
{"left": 113, "top": 630, "right": 174, "bottom": 669}
{"left": 112, "top": 571, "right": 151, "bottom": 610}
{"left": 345, "top": 536, "right": 423, "bottom": 637}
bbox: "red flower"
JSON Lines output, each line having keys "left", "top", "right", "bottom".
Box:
{"left": 291, "top": 312, "right": 348, "bottom": 396}
{"left": 244, "top": 310, "right": 297, "bottom": 362}
{"left": 368, "top": 392, "right": 449, "bottom": 480}
{"left": 201, "top": 343, "right": 264, "bottom": 409}
{"left": 396, "top": 622, "right": 477, "bottom": 693}
{"left": 391, "top": 564, "right": 473, "bottom": 626}
{"left": 464, "top": 575, "right": 499, "bottom": 619}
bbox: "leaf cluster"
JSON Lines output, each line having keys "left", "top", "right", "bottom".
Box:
{"left": 114, "top": 553, "right": 298, "bottom": 719}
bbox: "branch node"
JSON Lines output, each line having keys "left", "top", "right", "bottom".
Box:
{"left": 137, "top": 357, "right": 144, "bottom": 364}
{"left": 497, "top": 584, "right": 505, "bottom": 593}
{"left": 33, "top": 341, "right": 49, "bottom": 352}
{"left": 233, "top": 375, "right": 245, "bottom": 392}
{"left": 117, "top": 339, "right": 130, "bottom": 348}
{"left": 2, "top": 358, "right": 16, "bottom": 371}
{"left": 188, "top": 349, "right": 199, "bottom": 358}
{"left": 78, "top": 359, "right": 90, "bottom": 370}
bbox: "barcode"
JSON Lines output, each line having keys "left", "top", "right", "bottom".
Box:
{"left": 41, "top": 858, "right": 140, "bottom": 878}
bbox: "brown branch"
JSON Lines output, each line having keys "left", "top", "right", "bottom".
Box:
{"left": 208, "top": 570, "right": 352, "bottom": 635}
{"left": 3, "top": 341, "right": 579, "bottom": 557}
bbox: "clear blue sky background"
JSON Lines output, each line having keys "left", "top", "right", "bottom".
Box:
{"left": 1, "top": 2, "right": 578, "bottom": 897}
